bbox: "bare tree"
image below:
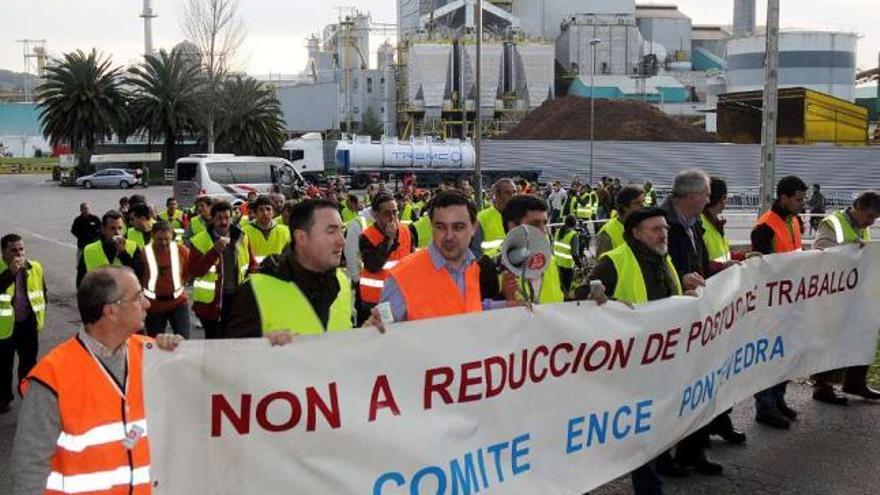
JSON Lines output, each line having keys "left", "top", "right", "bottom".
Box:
{"left": 181, "top": 0, "right": 246, "bottom": 153}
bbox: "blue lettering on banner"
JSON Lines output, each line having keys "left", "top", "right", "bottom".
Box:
{"left": 679, "top": 336, "right": 785, "bottom": 417}
{"left": 565, "top": 400, "right": 653, "bottom": 454}
{"left": 373, "top": 433, "right": 531, "bottom": 494}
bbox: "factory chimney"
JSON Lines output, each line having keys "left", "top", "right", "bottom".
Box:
{"left": 141, "top": 0, "right": 157, "bottom": 56}
{"left": 733, "top": 0, "right": 756, "bottom": 37}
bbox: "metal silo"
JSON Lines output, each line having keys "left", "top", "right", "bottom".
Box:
{"left": 727, "top": 30, "right": 860, "bottom": 102}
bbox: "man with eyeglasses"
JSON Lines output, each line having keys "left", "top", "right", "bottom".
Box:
{"left": 12, "top": 266, "right": 181, "bottom": 494}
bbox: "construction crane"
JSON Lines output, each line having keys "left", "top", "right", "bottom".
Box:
{"left": 15, "top": 39, "right": 47, "bottom": 102}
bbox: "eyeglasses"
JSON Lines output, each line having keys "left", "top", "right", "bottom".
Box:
{"left": 111, "top": 290, "right": 146, "bottom": 306}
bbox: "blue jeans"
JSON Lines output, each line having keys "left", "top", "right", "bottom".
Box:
{"left": 754, "top": 381, "right": 788, "bottom": 414}
{"left": 145, "top": 302, "right": 192, "bottom": 338}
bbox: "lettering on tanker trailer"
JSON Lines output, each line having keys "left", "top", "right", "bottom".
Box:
{"left": 389, "top": 150, "right": 463, "bottom": 166}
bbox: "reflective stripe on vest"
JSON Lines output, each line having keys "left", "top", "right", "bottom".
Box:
{"left": 83, "top": 240, "right": 138, "bottom": 273}
{"left": 477, "top": 206, "right": 505, "bottom": 256}
{"left": 823, "top": 210, "right": 870, "bottom": 245}
{"left": 23, "top": 335, "right": 152, "bottom": 495}
{"left": 553, "top": 229, "right": 577, "bottom": 269}
{"left": 0, "top": 259, "right": 45, "bottom": 339}
{"left": 143, "top": 242, "right": 184, "bottom": 300}
{"left": 359, "top": 225, "right": 413, "bottom": 303}
{"left": 46, "top": 465, "right": 151, "bottom": 494}
{"left": 388, "top": 249, "right": 482, "bottom": 321}
{"left": 701, "top": 213, "right": 731, "bottom": 263}
{"left": 602, "top": 242, "right": 682, "bottom": 304}
{"left": 755, "top": 210, "right": 802, "bottom": 253}
{"left": 250, "top": 270, "right": 354, "bottom": 335}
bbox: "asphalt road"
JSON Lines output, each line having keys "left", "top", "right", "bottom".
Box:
{"left": 0, "top": 175, "right": 878, "bottom": 494}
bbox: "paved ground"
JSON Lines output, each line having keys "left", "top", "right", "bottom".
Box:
{"left": 0, "top": 174, "right": 878, "bottom": 494}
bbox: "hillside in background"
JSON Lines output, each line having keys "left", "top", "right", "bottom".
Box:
{"left": 0, "top": 70, "right": 39, "bottom": 100}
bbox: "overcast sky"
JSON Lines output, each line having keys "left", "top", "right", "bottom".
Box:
{"left": 2, "top": 1, "right": 878, "bottom": 77}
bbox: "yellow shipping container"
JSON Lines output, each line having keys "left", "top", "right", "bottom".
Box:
{"left": 717, "top": 87, "right": 868, "bottom": 146}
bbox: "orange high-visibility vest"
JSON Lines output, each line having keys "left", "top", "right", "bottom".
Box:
{"left": 387, "top": 249, "right": 482, "bottom": 321}
{"left": 755, "top": 210, "right": 803, "bottom": 253}
{"left": 359, "top": 225, "right": 413, "bottom": 304}
{"left": 22, "top": 334, "right": 153, "bottom": 495}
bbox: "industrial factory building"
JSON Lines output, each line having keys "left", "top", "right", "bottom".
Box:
{"left": 271, "top": 0, "right": 873, "bottom": 141}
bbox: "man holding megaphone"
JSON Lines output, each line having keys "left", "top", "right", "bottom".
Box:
{"left": 479, "top": 195, "right": 566, "bottom": 305}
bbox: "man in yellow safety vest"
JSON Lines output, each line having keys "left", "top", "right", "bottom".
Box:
{"left": 472, "top": 178, "right": 517, "bottom": 257}
{"left": 227, "top": 199, "right": 355, "bottom": 340}
{"left": 0, "top": 234, "right": 46, "bottom": 413}
{"left": 811, "top": 190, "right": 880, "bottom": 403}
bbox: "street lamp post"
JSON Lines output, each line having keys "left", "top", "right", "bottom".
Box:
{"left": 589, "top": 38, "right": 602, "bottom": 186}
{"left": 474, "top": 0, "right": 484, "bottom": 208}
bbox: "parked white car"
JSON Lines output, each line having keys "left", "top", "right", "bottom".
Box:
{"left": 75, "top": 168, "right": 141, "bottom": 189}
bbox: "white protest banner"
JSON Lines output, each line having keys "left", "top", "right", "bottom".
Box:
{"left": 144, "top": 245, "right": 880, "bottom": 494}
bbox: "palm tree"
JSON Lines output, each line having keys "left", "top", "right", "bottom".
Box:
{"left": 36, "top": 49, "right": 128, "bottom": 172}
{"left": 127, "top": 49, "right": 203, "bottom": 169}
{"left": 215, "top": 75, "right": 286, "bottom": 156}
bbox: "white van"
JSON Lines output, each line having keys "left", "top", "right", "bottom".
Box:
{"left": 173, "top": 154, "right": 304, "bottom": 208}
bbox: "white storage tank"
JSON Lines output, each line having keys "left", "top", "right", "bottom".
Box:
{"left": 727, "top": 30, "right": 859, "bottom": 102}
{"left": 336, "top": 136, "right": 475, "bottom": 170}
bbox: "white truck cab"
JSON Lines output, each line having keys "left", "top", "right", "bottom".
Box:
{"left": 281, "top": 132, "right": 326, "bottom": 177}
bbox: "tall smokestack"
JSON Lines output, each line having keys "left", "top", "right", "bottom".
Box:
{"left": 733, "top": 0, "right": 756, "bottom": 37}
{"left": 141, "top": 0, "right": 157, "bottom": 56}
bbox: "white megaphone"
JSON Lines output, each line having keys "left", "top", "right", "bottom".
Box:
{"left": 499, "top": 224, "right": 553, "bottom": 280}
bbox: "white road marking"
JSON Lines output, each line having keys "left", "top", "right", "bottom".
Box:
{"left": 18, "top": 229, "right": 77, "bottom": 250}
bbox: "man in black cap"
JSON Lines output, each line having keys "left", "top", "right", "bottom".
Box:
{"left": 576, "top": 206, "right": 686, "bottom": 495}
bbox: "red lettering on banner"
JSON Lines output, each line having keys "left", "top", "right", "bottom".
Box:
{"left": 529, "top": 345, "right": 550, "bottom": 383}
{"left": 847, "top": 268, "right": 859, "bottom": 289}
{"left": 549, "top": 343, "right": 574, "bottom": 377}
{"left": 422, "top": 340, "right": 634, "bottom": 411}
{"left": 369, "top": 375, "right": 400, "bottom": 422}
{"left": 765, "top": 281, "right": 779, "bottom": 307}
{"left": 459, "top": 361, "right": 483, "bottom": 403}
{"left": 818, "top": 274, "right": 830, "bottom": 296}
{"left": 209, "top": 384, "right": 340, "bottom": 437}
{"left": 778, "top": 279, "right": 793, "bottom": 305}
{"left": 662, "top": 328, "right": 680, "bottom": 360}
{"left": 424, "top": 367, "right": 455, "bottom": 410}
{"left": 256, "top": 391, "right": 302, "bottom": 432}
{"left": 642, "top": 329, "right": 679, "bottom": 364}
{"left": 485, "top": 356, "right": 507, "bottom": 398}
{"left": 306, "top": 384, "right": 341, "bottom": 430}
{"left": 808, "top": 275, "right": 819, "bottom": 298}
{"left": 211, "top": 394, "right": 251, "bottom": 437}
